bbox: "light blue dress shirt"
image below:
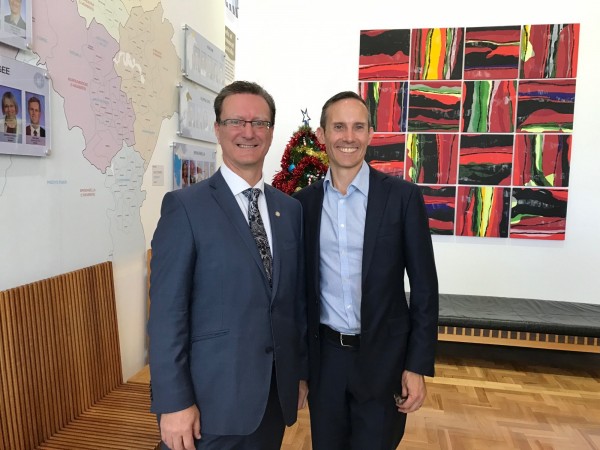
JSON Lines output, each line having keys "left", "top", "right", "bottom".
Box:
{"left": 319, "top": 161, "right": 370, "bottom": 334}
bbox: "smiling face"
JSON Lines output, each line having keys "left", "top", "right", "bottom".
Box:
{"left": 317, "top": 98, "right": 373, "bottom": 176}
{"left": 28, "top": 99, "right": 40, "bottom": 126}
{"left": 3, "top": 97, "right": 17, "bottom": 119}
{"left": 214, "top": 93, "right": 273, "bottom": 184}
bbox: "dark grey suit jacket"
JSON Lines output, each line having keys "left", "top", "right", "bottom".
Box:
{"left": 294, "top": 166, "right": 438, "bottom": 401}
{"left": 148, "top": 169, "right": 307, "bottom": 435}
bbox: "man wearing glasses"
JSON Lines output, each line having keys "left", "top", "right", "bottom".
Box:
{"left": 149, "top": 81, "right": 308, "bottom": 450}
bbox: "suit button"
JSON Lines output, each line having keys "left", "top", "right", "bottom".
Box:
{"left": 265, "top": 346, "right": 274, "bottom": 353}
{"left": 314, "top": 333, "right": 319, "bottom": 340}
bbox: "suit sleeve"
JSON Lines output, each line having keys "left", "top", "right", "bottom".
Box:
{"left": 402, "top": 185, "right": 439, "bottom": 377}
{"left": 148, "top": 191, "right": 197, "bottom": 414}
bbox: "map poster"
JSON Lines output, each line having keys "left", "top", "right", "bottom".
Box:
{"left": 172, "top": 142, "right": 216, "bottom": 190}
{"left": 0, "top": 0, "right": 32, "bottom": 50}
{"left": 178, "top": 80, "right": 217, "bottom": 143}
{"left": 183, "top": 24, "right": 225, "bottom": 93}
{"left": 0, "top": 56, "right": 50, "bottom": 157}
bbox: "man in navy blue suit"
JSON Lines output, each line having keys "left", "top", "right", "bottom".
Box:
{"left": 294, "top": 91, "right": 439, "bottom": 450}
{"left": 148, "top": 81, "right": 308, "bottom": 450}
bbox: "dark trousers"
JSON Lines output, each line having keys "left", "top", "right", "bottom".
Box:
{"left": 308, "top": 336, "right": 406, "bottom": 450}
{"left": 161, "top": 368, "right": 285, "bottom": 450}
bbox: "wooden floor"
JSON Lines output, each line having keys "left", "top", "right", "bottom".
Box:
{"left": 281, "top": 342, "right": 600, "bottom": 450}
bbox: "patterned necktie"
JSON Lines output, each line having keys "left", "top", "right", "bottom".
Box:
{"left": 242, "top": 188, "right": 272, "bottom": 286}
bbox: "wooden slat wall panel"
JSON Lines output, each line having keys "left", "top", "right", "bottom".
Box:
{"left": 0, "top": 262, "right": 123, "bottom": 450}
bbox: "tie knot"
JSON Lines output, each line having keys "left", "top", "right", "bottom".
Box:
{"left": 243, "top": 188, "right": 261, "bottom": 204}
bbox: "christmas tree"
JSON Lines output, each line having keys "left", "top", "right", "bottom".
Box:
{"left": 272, "top": 110, "right": 329, "bottom": 195}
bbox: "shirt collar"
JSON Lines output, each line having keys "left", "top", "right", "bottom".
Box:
{"left": 324, "top": 161, "right": 370, "bottom": 196}
{"left": 220, "top": 163, "right": 265, "bottom": 196}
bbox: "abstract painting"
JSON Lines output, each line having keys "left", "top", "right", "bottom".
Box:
{"left": 358, "top": 23, "right": 578, "bottom": 239}
{"left": 366, "top": 133, "right": 406, "bottom": 177}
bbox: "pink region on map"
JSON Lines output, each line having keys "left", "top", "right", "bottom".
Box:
{"left": 33, "top": 0, "right": 135, "bottom": 172}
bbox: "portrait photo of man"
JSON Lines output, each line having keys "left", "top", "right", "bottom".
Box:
{"left": 25, "top": 94, "right": 46, "bottom": 145}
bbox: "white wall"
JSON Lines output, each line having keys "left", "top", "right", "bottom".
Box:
{"left": 233, "top": 0, "right": 600, "bottom": 303}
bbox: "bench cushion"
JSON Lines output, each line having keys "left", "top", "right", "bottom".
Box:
{"left": 438, "top": 293, "right": 600, "bottom": 338}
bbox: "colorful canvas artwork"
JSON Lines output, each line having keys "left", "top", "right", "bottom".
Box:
{"left": 464, "top": 26, "right": 521, "bottom": 80}
{"left": 520, "top": 24, "right": 579, "bottom": 79}
{"left": 359, "top": 29, "right": 410, "bottom": 80}
{"left": 405, "top": 133, "right": 458, "bottom": 184}
{"left": 366, "top": 133, "right": 405, "bottom": 177}
{"left": 516, "top": 79, "right": 576, "bottom": 132}
{"left": 359, "top": 81, "right": 407, "bottom": 132}
{"left": 456, "top": 186, "right": 511, "bottom": 238}
{"left": 513, "top": 134, "right": 571, "bottom": 187}
{"left": 462, "top": 80, "right": 517, "bottom": 133}
{"left": 407, "top": 81, "right": 462, "bottom": 131}
{"left": 358, "top": 23, "right": 578, "bottom": 240}
{"left": 510, "top": 188, "right": 568, "bottom": 240}
{"left": 458, "top": 134, "right": 514, "bottom": 186}
{"left": 420, "top": 185, "right": 457, "bottom": 235}
{"left": 410, "top": 28, "right": 464, "bottom": 80}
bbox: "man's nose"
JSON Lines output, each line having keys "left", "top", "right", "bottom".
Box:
{"left": 241, "top": 122, "right": 255, "bottom": 136}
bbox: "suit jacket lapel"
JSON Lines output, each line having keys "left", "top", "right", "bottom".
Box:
{"left": 362, "top": 168, "right": 391, "bottom": 282}
{"left": 210, "top": 170, "right": 270, "bottom": 288}
{"left": 305, "top": 182, "right": 324, "bottom": 301}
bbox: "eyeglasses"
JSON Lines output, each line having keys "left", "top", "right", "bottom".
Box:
{"left": 219, "top": 119, "right": 272, "bottom": 130}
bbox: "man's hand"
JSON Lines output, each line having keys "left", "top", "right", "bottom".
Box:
{"left": 395, "top": 370, "right": 426, "bottom": 413}
{"left": 160, "top": 405, "right": 201, "bottom": 450}
{"left": 298, "top": 379, "right": 308, "bottom": 409}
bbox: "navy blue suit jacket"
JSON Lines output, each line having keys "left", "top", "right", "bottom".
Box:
{"left": 294, "top": 167, "right": 438, "bottom": 401}
{"left": 148, "top": 169, "right": 307, "bottom": 435}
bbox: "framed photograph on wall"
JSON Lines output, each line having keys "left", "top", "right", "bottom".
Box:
{"left": 177, "top": 80, "right": 217, "bottom": 143}
{"left": 0, "top": 0, "right": 32, "bottom": 50}
{"left": 0, "top": 56, "right": 50, "bottom": 157}
{"left": 183, "top": 24, "right": 225, "bottom": 93}
{"left": 172, "top": 142, "right": 216, "bottom": 190}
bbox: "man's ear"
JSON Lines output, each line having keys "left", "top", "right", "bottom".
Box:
{"left": 213, "top": 121, "right": 221, "bottom": 144}
{"left": 367, "top": 127, "right": 374, "bottom": 145}
{"left": 316, "top": 127, "right": 325, "bottom": 145}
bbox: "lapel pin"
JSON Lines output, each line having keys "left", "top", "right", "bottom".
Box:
{"left": 275, "top": 211, "right": 281, "bottom": 217}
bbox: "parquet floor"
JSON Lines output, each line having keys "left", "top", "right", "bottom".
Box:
{"left": 281, "top": 342, "right": 600, "bottom": 450}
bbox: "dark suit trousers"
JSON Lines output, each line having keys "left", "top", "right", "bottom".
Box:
{"left": 308, "top": 337, "right": 406, "bottom": 450}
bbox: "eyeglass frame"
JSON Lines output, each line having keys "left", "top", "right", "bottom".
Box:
{"left": 218, "top": 119, "right": 273, "bottom": 130}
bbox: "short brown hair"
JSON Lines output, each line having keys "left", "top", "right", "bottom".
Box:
{"left": 214, "top": 81, "right": 276, "bottom": 125}
{"left": 320, "top": 91, "right": 371, "bottom": 129}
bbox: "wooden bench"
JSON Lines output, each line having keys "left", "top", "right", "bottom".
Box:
{"left": 437, "top": 293, "right": 600, "bottom": 353}
{"left": 0, "top": 262, "right": 161, "bottom": 450}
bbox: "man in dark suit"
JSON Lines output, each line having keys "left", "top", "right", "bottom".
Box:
{"left": 294, "top": 91, "right": 439, "bottom": 450}
{"left": 25, "top": 96, "right": 46, "bottom": 138}
{"left": 148, "top": 81, "right": 308, "bottom": 450}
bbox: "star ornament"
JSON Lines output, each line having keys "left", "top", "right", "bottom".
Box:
{"left": 301, "top": 108, "right": 311, "bottom": 126}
